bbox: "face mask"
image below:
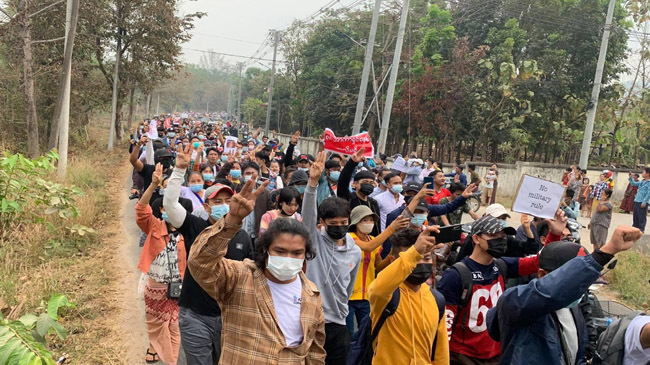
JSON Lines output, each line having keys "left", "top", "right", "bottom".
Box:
{"left": 381, "top": 180, "right": 387, "bottom": 187}
{"left": 499, "top": 219, "right": 507, "bottom": 228}
{"left": 203, "top": 173, "right": 214, "bottom": 182}
{"left": 156, "top": 159, "right": 172, "bottom": 170}
{"left": 266, "top": 255, "right": 304, "bottom": 281}
{"left": 168, "top": 132, "right": 175, "bottom": 138}
{"left": 210, "top": 204, "right": 230, "bottom": 221}
{"left": 193, "top": 142, "right": 200, "bottom": 148}
{"left": 359, "top": 183, "right": 375, "bottom": 196}
{"left": 198, "top": 135, "right": 205, "bottom": 140}
{"left": 357, "top": 222, "right": 374, "bottom": 234}
{"left": 424, "top": 162, "right": 429, "bottom": 168}
{"left": 221, "top": 155, "right": 228, "bottom": 162}
{"left": 411, "top": 214, "right": 427, "bottom": 227}
{"left": 299, "top": 167, "right": 309, "bottom": 172}
{"left": 189, "top": 184, "right": 203, "bottom": 193}
{"left": 391, "top": 184, "right": 403, "bottom": 194}
{"left": 325, "top": 224, "right": 348, "bottom": 240}
{"left": 230, "top": 169, "right": 241, "bottom": 178}
{"left": 329, "top": 171, "right": 340, "bottom": 181}
{"left": 294, "top": 185, "right": 306, "bottom": 194}
{"left": 566, "top": 294, "right": 584, "bottom": 309}
{"left": 242, "top": 147, "right": 248, "bottom": 152}
{"left": 161, "top": 212, "right": 170, "bottom": 223}
{"left": 405, "top": 263, "right": 433, "bottom": 285}
{"left": 486, "top": 237, "right": 508, "bottom": 258}
{"left": 244, "top": 175, "right": 252, "bottom": 182}
{"left": 159, "top": 188, "right": 165, "bottom": 196}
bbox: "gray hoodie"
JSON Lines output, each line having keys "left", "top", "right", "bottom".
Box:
{"left": 303, "top": 183, "right": 361, "bottom": 325}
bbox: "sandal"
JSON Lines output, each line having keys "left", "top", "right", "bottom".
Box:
{"left": 145, "top": 349, "right": 159, "bottom": 363}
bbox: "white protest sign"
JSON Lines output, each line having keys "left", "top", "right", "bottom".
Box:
{"left": 390, "top": 156, "right": 408, "bottom": 173}
{"left": 223, "top": 136, "right": 238, "bottom": 154}
{"left": 512, "top": 174, "right": 566, "bottom": 219}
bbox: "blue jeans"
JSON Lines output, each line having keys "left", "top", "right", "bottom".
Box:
{"left": 346, "top": 300, "right": 370, "bottom": 334}
{"left": 633, "top": 201, "right": 648, "bottom": 233}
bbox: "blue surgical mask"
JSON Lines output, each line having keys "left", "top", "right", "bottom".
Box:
{"left": 161, "top": 212, "right": 170, "bottom": 223}
{"left": 294, "top": 185, "right": 306, "bottom": 194}
{"left": 391, "top": 184, "right": 403, "bottom": 194}
{"left": 242, "top": 147, "right": 248, "bottom": 152}
{"left": 411, "top": 214, "right": 427, "bottom": 226}
{"left": 168, "top": 132, "right": 175, "bottom": 138}
{"left": 230, "top": 169, "right": 241, "bottom": 179}
{"left": 193, "top": 142, "right": 200, "bottom": 148}
{"left": 210, "top": 204, "right": 230, "bottom": 221}
{"left": 244, "top": 175, "right": 252, "bottom": 182}
{"left": 221, "top": 155, "right": 228, "bottom": 162}
{"left": 329, "top": 171, "right": 340, "bottom": 182}
{"left": 203, "top": 173, "right": 214, "bottom": 182}
{"left": 190, "top": 184, "right": 203, "bottom": 193}
{"left": 198, "top": 135, "right": 205, "bottom": 140}
{"left": 159, "top": 188, "right": 165, "bottom": 196}
{"left": 566, "top": 294, "right": 584, "bottom": 309}
{"left": 299, "top": 167, "right": 309, "bottom": 172}
{"left": 499, "top": 219, "right": 507, "bottom": 228}
{"left": 424, "top": 162, "right": 429, "bottom": 168}
{"left": 381, "top": 180, "right": 387, "bottom": 187}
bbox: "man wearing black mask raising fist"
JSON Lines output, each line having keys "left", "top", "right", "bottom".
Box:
{"left": 337, "top": 147, "right": 381, "bottom": 236}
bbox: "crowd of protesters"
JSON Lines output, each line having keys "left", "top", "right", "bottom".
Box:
{"left": 127, "top": 113, "right": 650, "bottom": 365}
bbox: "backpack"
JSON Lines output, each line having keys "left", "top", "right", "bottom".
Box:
{"left": 450, "top": 259, "right": 508, "bottom": 333}
{"left": 347, "top": 287, "right": 446, "bottom": 365}
{"left": 593, "top": 311, "right": 646, "bottom": 365}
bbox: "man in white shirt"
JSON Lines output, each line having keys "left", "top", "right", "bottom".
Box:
{"left": 374, "top": 172, "right": 404, "bottom": 231}
{"left": 624, "top": 315, "right": 650, "bottom": 364}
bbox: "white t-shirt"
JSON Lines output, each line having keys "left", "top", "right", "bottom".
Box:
{"left": 624, "top": 315, "right": 650, "bottom": 365}
{"left": 266, "top": 277, "right": 304, "bottom": 347}
{"left": 484, "top": 171, "right": 496, "bottom": 189}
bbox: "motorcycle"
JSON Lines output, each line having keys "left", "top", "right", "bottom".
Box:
{"left": 566, "top": 218, "right": 582, "bottom": 244}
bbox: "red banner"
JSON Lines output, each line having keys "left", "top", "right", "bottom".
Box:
{"left": 323, "top": 128, "right": 374, "bottom": 157}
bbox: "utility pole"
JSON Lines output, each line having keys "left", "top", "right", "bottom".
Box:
{"left": 107, "top": 27, "right": 123, "bottom": 150}
{"left": 579, "top": 0, "right": 616, "bottom": 169}
{"left": 378, "top": 0, "right": 410, "bottom": 155}
{"left": 265, "top": 30, "right": 280, "bottom": 136}
{"left": 237, "top": 62, "right": 244, "bottom": 122}
{"left": 227, "top": 76, "right": 233, "bottom": 114}
{"left": 352, "top": 0, "right": 382, "bottom": 134}
{"left": 156, "top": 93, "right": 160, "bottom": 115}
{"left": 56, "top": 0, "right": 79, "bottom": 179}
{"left": 145, "top": 93, "right": 151, "bottom": 116}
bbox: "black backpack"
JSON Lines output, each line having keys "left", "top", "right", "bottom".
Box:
{"left": 347, "top": 287, "right": 446, "bottom": 365}
{"left": 449, "top": 259, "right": 508, "bottom": 333}
{"left": 593, "top": 311, "right": 646, "bottom": 365}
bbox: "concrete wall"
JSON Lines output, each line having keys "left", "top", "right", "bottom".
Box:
{"left": 276, "top": 133, "right": 320, "bottom": 157}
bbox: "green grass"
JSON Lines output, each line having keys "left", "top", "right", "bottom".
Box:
{"left": 609, "top": 250, "right": 650, "bottom": 309}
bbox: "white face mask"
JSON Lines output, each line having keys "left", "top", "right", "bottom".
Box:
{"left": 357, "top": 223, "right": 374, "bottom": 234}
{"left": 266, "top": 255, "right": 304, "bottom": 281}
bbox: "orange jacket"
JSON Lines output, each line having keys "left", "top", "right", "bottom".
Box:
{"left": 135, "top": 201, "right": 186, "bottom": 280}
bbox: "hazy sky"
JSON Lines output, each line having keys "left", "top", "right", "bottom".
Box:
{"left": 178, "top": 0, "right": 354, "bottom": 68}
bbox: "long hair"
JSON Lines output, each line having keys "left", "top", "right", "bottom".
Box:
{"left": 254, "top": 218, "right": 315, "bottom": 271}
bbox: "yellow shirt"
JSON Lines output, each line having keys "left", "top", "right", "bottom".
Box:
{"left": 368, "top": 246, "right": 449, "bottom": 365}
{"left": 349, "top": 232, "right": 381, "bottom": 301}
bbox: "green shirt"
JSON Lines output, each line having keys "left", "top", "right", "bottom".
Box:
{"left": 470, "top": 171, "right": 480, "bottom": 185}
{"left": 439, "top": 197, "right": 471, "bottom": 225}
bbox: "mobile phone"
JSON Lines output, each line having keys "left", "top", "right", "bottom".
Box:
{"left": 423, "top": 176, "right": 434, "bottom": 189}
{"left": 432, "top": 224, "right": 463, "bottom": 243}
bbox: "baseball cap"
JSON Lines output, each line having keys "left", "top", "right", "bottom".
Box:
{"left": 154, "top": 149, "right": 173, "bottom": 160}
{"left": 350, "top": 205, "right": 379, "bottom": 226}
{"left": 470, "top": 215, "right": 516, "bottom": 236}
{"left": 538, "top": 241, "right": 588, "bottom": 272}
{"left": 205, "top": 184, "right": 235, "bottom": 200}
{"left": 404, "top": 182, "right": 422, "bottom": 193}
{"left": 485, "top": 204, "right": 511, "bottom": 218}
{"left": 414, "top": 199, "right": 429, "bottom": 213}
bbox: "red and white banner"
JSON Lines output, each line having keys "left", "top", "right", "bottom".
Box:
{"left": 323, "top": 128, "right": 374, "bottom": 157}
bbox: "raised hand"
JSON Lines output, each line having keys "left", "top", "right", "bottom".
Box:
{"left": 601, "top": 226, "right": 642, "bottom": 255}
{"left": 151, "top": 163, "right": 163, "bottom": 186}
{"left": 520, "top": 213, "right": 531, "bottom": 227}
{"left": 350, "top": 147, "right": 365, "bottom": 164}
{"left": 225, "top": 178, "right": 270, "bottom": 225}
{"left": 546, "top": 209, "right": 568, "bottom": 236}
{"left": 290, "top": 131, "right": 300, "bottom": 145}
{"left": 138, "top": 135, "right": 149, "bottom": 146}
{"left": 175, "top": 143, "right": 192, "bottom": 169}
{"left": 414, "top": 226, "right": 441, "bottom": 255}
{"left": 461, "top": 183, "right": 478, "bottom": 198}
{"left": 309, "top": 151, "right": 327, "bottom": 186}
{"left": 416, "top": 182, "right": 436, "bottom": 199}
{"left": 389, "top": 216, "right": 411, "bottom": 231}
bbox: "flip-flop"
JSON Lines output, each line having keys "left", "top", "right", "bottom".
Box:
{"left": 145, "top": 349, "right": 159, "bottom": 363}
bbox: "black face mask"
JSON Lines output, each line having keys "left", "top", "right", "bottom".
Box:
{"left": 405, "top": 263, "right": 434, "bottom": 285}
{"left": 359, "top": 183, "right": 375, "bottom": 196}
{"left": 325, "top": 225, "right": 348, "bottom": 240}
{"left": 486, "top": 237, "right": 508, "bottom": 258}
{"left": 156, "top": 158, "right": 172, "bottom": 170}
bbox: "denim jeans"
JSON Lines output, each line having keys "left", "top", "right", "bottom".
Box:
{"left": 345, "top": 300, "right": 370, "bottom": 334}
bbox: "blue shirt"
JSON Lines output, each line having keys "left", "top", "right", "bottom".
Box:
{"left": 444, "top": 172, "right": 467, "bottom": 185}
{"left": 630, "top": 177, "right": 650, "bottom": 204}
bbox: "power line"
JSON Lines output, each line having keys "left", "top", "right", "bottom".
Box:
{"left": 193, "top": 32, "right": 264, "bottom": 45}
{"left": 185, "top": 47, "right": 283, "bottom": 63}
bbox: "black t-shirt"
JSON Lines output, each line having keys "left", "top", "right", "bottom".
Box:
{"left": 138, "top": 164, "right": 155, "bottom": 192}
{"left": 177, "top": 213, "right": 253, "bottom": 316}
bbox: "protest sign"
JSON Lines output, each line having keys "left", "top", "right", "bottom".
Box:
{"left": 390, "top": 156, "right": 408, "bottom": 173}
{"left": 224, "top": 136, "right": 238, "bottom": 154}
{"left": 512, "top": 174, "right": 566, "bottom": 219}
{"left": 323, "top": 128, "right": 374, "bottom": 157}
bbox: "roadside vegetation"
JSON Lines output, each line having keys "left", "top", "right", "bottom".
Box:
{"left": 609, "top": 250, "right": 650, "bottom": 310}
